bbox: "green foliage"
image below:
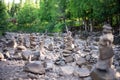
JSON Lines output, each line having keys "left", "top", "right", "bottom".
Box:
{"left": 0, "top": 1, "right": 9, "bottom": 33}
{"left": 2, "top": 0, "right": 120, "bottom": 33}
{"left": 17, "top": 4, "right": 39, "bottom": 25}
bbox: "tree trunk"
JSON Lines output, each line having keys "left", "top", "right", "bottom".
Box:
{"left": 78, "top": 18, "right": 81, "bottom": 31}
{"left": 82, "top": 18, "right": 87, "bottom": 32}
{"left": 89, "top": 19, "right": 93, "bottom": 32}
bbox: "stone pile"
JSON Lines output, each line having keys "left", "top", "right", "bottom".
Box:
{"left": 91, "top": 24, "right": 119, "bottom": 80}
{"left": 62, "top": 31, "right": 75, "bottom": 63}
{"left": 0, "top": 31, "right": 119, "bottom": 80}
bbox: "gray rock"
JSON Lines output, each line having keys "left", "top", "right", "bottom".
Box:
{"left": 45, "top": 61, "right": 54, "bottom": 71}
{"left": 55, "top": 57, "right": 65, "bottom": 66}
{"left": 83, "top": 48, "right": 91, "bottom": 52}
{"left": 60, "top": 65, "right": 74, "bottom": 75}
{"left": 85, "top": 54, "right": 91, "bottom": 61}
{"left": 91, "top": 50, "right": 99, "bottom": 59}
{"left": 16, "top": 46, "right": 27, "bottom": 52}
{"left": 74, "top": 67, "right": 90, "bottom": 77}
{"left": 65, "top": 55, "right": 74, "bottom": 63}
{"left": 24, "top": 61, "right": 45, "bottom": 74}
{"left": 6, "top": 40, "right": 15, "bottom": 48}
{"left": 76, "top": 57, "right": 86, "bottom": 66}
{"left": 83, "top": 77, "right": 92, "bottom": 80}
{"left": 63, "top": 50, "right": 72, "bottom": 54}
{"left": 22, "top": 50, "right": 32, "bottom": 60}
{"left": 91, "top": 68, "right": 117, "bottom": 80}
{"left": 63, "top": 53, "right": 71, "bottom": 57}
{"left": 24, "top": 35, "right": 30, "bottom": 48}
{"left": 32, "top": 50, "right": 40, "bottom": 60}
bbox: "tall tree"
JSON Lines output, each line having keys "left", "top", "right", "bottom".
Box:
{"left": 0, "top": 1, "right": 8, "bottom": 33}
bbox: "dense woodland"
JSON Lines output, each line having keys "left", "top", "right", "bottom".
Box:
{"left": 0, "top": 0, "right": 120, "bottom": 34}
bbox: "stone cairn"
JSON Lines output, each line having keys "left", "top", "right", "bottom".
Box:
{"left": 90, "top": 24, "right": 118, "bottom": 80}
{"left": 62, "top": 31, "right": 75, "bottom": 63}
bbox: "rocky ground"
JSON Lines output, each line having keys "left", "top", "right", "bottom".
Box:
{"left": 0, "top": 32, "right": 120, "bottom": 80}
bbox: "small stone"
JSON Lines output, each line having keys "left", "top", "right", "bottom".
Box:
{"left": 76, "top": 57, "right": 86, "bottom": 66}
{"left": 22, "top": 50, "right": 32, "bottom": 60}
{"left": 60, "top": 65, "right": 74, "bottom": 75}
{"left": 85, "top": 55, "right": 91, "bottom": 61}
{"left": 63, "top": 53, "right": 71, "bottom": 57}
{"left": 83, "top": 77, "right": 92, "bottom": 80}
{"left": 16, "top": 46, "right": 27, "bottom": 51}
{"left": 83, "top": 48, "right": 91, "bottom": 52}
{"left": 0, "top": 52, "right": 4, "bottom": 60}
{"left": 45, "top": 61, "right": 54, "bottom": 71}
{"left": 63, "top": 50, "right": 72, "bottom": 54}
{"left": 74, "top": 67, "right": 90, "bottom": 77}
{"left": 65, "top": 55, "right": 74, "bottom": 63}
{"left": 4, "top": 51, "right": 10, "bottom": 59}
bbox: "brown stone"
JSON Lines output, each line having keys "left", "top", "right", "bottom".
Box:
{"left": 0, "top": 52, "right": 4, "bottom": 60}
{"left": 91, "top": 68, "right": 117, "bottom": 80}
{"left": 99, "top": 46, "right": 114, "bottom": 60}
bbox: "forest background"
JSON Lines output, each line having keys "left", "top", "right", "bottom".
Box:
{"left": 0, "top": 0, "right": 120, "bottom": 35}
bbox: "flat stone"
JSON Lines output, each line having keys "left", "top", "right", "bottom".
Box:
{"left": 90, "top": 68, "right": 117, "bottom": 80}
{"left": 74, "top": 67, "right": 90, "bottom": 77}
{"left": 83, "top": 48, "right": 91, "bottom": 52}
{"left": 16, "top": 46, "right": 27, "bottom": 51}
{"left": 63, "top": 53, "right": 71, "bottom": 57}
{"left": 60, "top": 65, "right": 74, "bottom": 75}
{"left": 65, "top": 47, "right": 73, "bottom": 51}
{"left": 83, "top": 77, "right": 92, "bottom": 80}
{"left": 63, "top": 50, "right": 72, "bottom": 54}
{"left": 24, "top": 61, "right": 45, "bottom": 74}
{"left": 65, "top": 55, "right": 74, "bottom": 63}
{"left": 76, "top": 57, "right": 86, "bottom": 66}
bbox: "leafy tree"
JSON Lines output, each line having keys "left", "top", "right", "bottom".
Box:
{"left": 0, "top": 1, "right": 9, "bottom": 34}
{"left": 17, "top": 4, "right": 39, "bottom": 26}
